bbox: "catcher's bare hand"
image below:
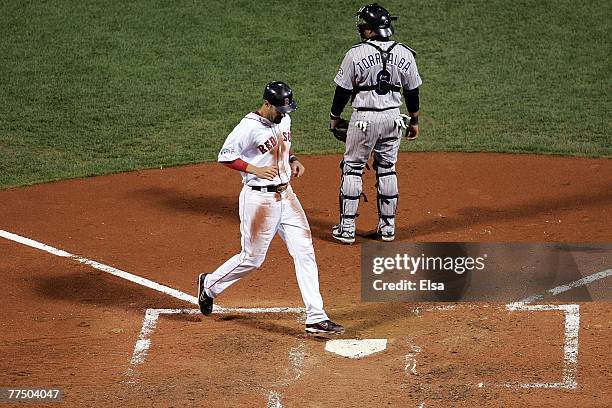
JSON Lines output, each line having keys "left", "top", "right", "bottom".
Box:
{"left": 330, "top": 117, "right": 340, "bottom": 129}
{"left": 290, "top": 160, "right": 305, "bottom": 178}
{"left": 252, "top": 165, "right": 278, "bottom": 180}
{"left": 405, "top": 124, "right": 419, "bottom": 141}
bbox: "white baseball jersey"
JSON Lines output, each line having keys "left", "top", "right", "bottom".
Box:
{"left": 204, "top": 110, "right": 330, "bottom": 324}
{"left": 218, "top": 112, "right": 293, "bottom": 186}
{"left": 335, "top": 39, "right": 422, "bottom": 110}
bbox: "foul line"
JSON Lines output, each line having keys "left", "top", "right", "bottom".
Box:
{"left": 1, "top": 229, "right": 198, "bottom": 304}
{"left": 0, "top": 229, "right": 305, "bottom": 315}
{"left": 510, "top": 268, "right": 612, "bottom": 307}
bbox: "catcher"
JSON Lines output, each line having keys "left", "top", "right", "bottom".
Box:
{"left": 329, "top": 3, "right": 422, "bottom": 244}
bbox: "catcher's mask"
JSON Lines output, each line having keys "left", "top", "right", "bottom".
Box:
{"left": 356, "top": 3, "right": 397, "bottom": 38}
{"left": 263, "top": 81, "right": 298, "bottom": 114}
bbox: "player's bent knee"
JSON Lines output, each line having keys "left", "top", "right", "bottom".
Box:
{"left": 240, "top": 254, "right": 266, "bottom": 269}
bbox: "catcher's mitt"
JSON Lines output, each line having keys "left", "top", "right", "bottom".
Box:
{"left": 330, "top": 118, "right": 349, "bottom": 142}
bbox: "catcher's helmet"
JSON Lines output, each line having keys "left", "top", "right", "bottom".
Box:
{"left": 263, "top": 81, "right": 297, "bottom": 114}
{"left": 356, "top": 3, "right": 396, "bottom": 38}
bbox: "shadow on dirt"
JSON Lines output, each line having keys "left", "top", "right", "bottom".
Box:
{"left": 216, "top": 314, "right": 305, "bottom": 337}
{"left": 132, "top": 187, "right": 237, "bottom": 218}
{"left": 394, "top": 188, "right": 612, "bottom": 241}
{"left": 305, "top": 187, "right": 612, "bottom": 242}
{"left": 33, "top": 271, "right": 187, "bottom": 310}
{"left": 335, "top": 302, "right": 420, "bottom": 335}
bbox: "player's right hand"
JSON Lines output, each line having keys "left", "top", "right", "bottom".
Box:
{"left": 405, "top": 124, "right": 419, "bottom": 141}
{"left": 254, "top": 165, "right": 279, "bottom": 181}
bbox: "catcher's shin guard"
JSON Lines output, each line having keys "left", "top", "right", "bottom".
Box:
{"left": 374, "top": 160, "right": 398, "bottom": 239}
{"left": 338, "top": 160, "right": 365, "bottom": 232}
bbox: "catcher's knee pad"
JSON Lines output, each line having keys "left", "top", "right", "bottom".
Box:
{"left": 339, "top": 160, "right": 365, "bottom": 228}
{"left": 374, "top": 160, "right": 398, "bottom": 229}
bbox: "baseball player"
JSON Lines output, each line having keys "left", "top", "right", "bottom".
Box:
{"left": 197, "top": 81, "right": 344, "bottom": 335}
{"left": 329, "top": 3, "right": 422, "bottom": 244}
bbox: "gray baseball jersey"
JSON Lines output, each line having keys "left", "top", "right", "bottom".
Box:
{"left": 332, "top": 39, "right": 422, "bottom": 242}
{"left": 334, "top": 39, "right": 422, "bottom": 110}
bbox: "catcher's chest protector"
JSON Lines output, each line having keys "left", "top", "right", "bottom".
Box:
{"left": 354, "top": 41, "right": 401, "bottom": 95}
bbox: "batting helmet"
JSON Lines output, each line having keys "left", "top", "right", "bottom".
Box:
{"left": 356, "top": 3, "right": 396, "bottom": 38}
{"left": 263, "top": 81, "right": 297, "bottom": 114}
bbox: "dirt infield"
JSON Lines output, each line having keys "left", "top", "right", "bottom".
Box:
{"left": 1, "top": 152, "right": 611, "bottom": 407}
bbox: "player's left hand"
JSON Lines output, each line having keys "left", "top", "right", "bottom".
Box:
{"left": 291, "top": 160, "right": 305, "bottom": 178}
{"left": 329, "top": 117, "right": 349, "bottom": 142}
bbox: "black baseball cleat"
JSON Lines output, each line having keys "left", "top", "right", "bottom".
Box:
{"left": 305, "top": 319, "right": 345, "bottom": 334}
{"left": 197, "top": 273, "right": 214, "bottom": 316}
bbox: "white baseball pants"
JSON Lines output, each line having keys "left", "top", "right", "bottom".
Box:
{"left": 204, "top": 185, "right": 329, "bottom": 324}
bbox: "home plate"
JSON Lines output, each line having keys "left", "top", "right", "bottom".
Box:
{"left": 325, "top": 339, "right": 388, "bottom": 359}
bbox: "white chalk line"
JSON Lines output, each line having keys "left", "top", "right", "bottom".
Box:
{"left": 128, "top": 308, "right": 303, "bottom": 408}
{"left": 125, "top": 307, "right": 304, "bottom": 371}
{"left": 415, "top": 268, "right": 611, "bottom": 406}
{"left": 265, "top": 340, "right": 306, "bottom": 408}
{"left": 274, "top": 340, "right": 307, "bottom": 387}
{"left": 4, "top": 229, "right": 610, "bottom": 403}
{"left": 412, "top": 304, "right": 456, "bottom": 317}
{"left": 510, "top": 268, "right": 612, "bottom": 307}
{"left": 504, "top": 304, "right": 580, "bottom": 389}
{"left": 0, "top": 229, "right": 197, "bottom": 305}
{"left": 266, "top": 391, "right": 283, "bottom": 408}
{"left": 405, "top": 338, "right": 421, "bottom": 376}
{"left": 501, "top": 267, "right": 611, "bottom": 390}
{"left": 0, "top": 229, "right": 306, "bottom": 315}
{"left": 125, "top": 268, "right": 609, "bottom": 406}
{"left": 1, "top": 229, "right": 305, "bottom": 407}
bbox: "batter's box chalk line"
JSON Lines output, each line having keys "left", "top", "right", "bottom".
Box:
{"left": 126, "top": 307, "right": 391, "bottom": 408}
{"left": 503, "top": 303, "right": 580, "bottom": 390}
{"left": 126, "top": 307, "right": 309, "bottom": 408}
{"left": 2, "top": 230, "right": 611, "bottom": 405}
{"left": 127, "top": 308, "right": 305, "bottom": 373}
{"left": 128, "top": 308, "right": 391, "bottom": 372}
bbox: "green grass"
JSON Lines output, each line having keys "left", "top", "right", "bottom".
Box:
{"left": 0, "top": 0, "right": 610, "bottom": 188}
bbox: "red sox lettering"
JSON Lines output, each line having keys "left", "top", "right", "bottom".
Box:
{"left": 257, "top": 135, "right": 278, "bottom": 154}
{"left": 256, "top": 131, "right": 291, "bottom": 154}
